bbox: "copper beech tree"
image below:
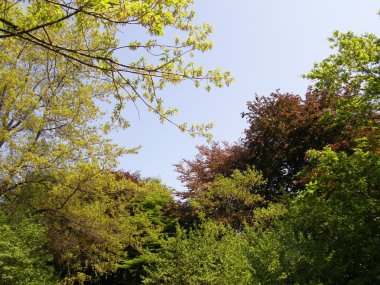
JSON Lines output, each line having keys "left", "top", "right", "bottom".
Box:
{"left": 177, "top": 92, "right": 348, "bottom": 196}
{"left": 242, "top": 91, "right": 354, "bottom": 194}
{"left": 177, "top": 30, "right": 379, "bottom": 206}
{"left": 178, "top": 88, "right": 378, "bottom": 199}
{"left": 175, "top": 142, "right": 246, "bottom": 196}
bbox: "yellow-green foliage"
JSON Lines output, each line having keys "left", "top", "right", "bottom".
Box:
{"left": 0, "top": 1, "right": 233, "bottom": 139}
{"left": 191, "top": 167, "right": 267, "bottom": 227}
{"left": 305, "top": 31, "right": 379, "bottom": 96}
{"left": 12, "top": 170, "right": 175, "bottom": 284}
{"left": 0, "top": 35, "right": 130, "bottom": 197}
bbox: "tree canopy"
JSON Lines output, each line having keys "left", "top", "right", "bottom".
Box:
{"left": 172, "top": 28, "right": 379, "bottom": 284}
{"left": 0, "top": 0, "right": 233, "bottom": 137}
{"left": 0, "top": 3, "right": 379, "bottom": 284}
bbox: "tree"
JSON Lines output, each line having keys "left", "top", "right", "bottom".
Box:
{"left": 305, "top": 31, "right": 380, "bottom": 152}
{"left": 0, "top": 0, "right": 233, "bottom": 136}
{"left": 0, "top": 209, "right": 57, "bottom": 285}
{"left": 0, "top": 24, "right": 142, "bottom": 283}
{"left": 305, "top": 31, "right": 379, "bottom": 97}
{"left": 0, "top": 0, "right": 234, "bottom": 200}
{"left": 0, "top": 1, "right": 233, "bottom": 282}
{"left": 179, "top": 90, "right": 364, "bottom": 199}
{"left": 0, "top": 8, "right": 232, "bottom": 280}
{"left": 106, "top": 177, "right": 177, "bottom": 285}
{"left": 0, "top": 35, "right": 128, "bottom": 198}
{"left": 175, "top": 141, "right": 246, "bottom": 195}
{"left": 288, "top": 147, "right": 380, "bottom": 284}
{"left": 177, "top": 30, "right": 379, "bottom": 198}
{"left": 242, "top": 91, "right": 355, "bottom": 195}
{"left": 189, "top": 167, "right": 267, "bottom": 228}
{"left": 246, "top": 147, "right": 380, "bottom": 284}
{"left": 10, "top": 169, "right": 176, "bottom": 284}
{"left": 143, "top": 221, "right": 252, "bottom": 285}
{"left": 243, "top": 29, "right": 380, "bottom": 285}
{"left": 0, "top": 1, "right": 231, "bottom": 279}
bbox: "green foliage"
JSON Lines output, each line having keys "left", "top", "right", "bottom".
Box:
{"left": 242, "top": 31, "right": 379, "bottom": 281}
{"left": 113, "top": 179, "right": 177, "bottom": 285}
{"left": 0, "top": 34, "right": 129, "bottom": 198}
{"left": 245, "top": 147, "right": 380, "bottom": 284}
{"left": 0, "top": 209, "right": 57, "bottom": 285}
{"left": 172, "top": 27, "right": 379, "bottom": 285}
{"left": 244, "top": 223, "right": 289, "bottom": 285}
{"left": 305, "top": 31, "right": 379, "bottom": 152}
{"left": 0, "top": 1, "right": 230, "bottom": 282}
{"left": 143, "top": 221, "right": 252, "bottom": 285}
{"left": 0, "top": 0, "right": 233, "bottom": 138}
{"left": 6, "top": 169, "right": 176, "bottom": 284}
{"left": 12, "top": 169, "right": 136, "bottom": 283}
{"left": 305, "top": 31, "right": 379, "bottom": 97}
{"left": 0, "top": 3, "right": 378, "bottom": 284}
{"left": 190, "top": 167, "right": 267, "bottom": 228}
{"left": 291, "top": 147, "right": 380, "bottom": 284}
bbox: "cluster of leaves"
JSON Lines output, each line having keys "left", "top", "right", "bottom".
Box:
{"left": 188, "top": 167, "right": 267, "bottom": 228}
{"left": 143, "top": 221, "right": 252, "bottom": 285}
{"left": 0, "top": 0, "right": 233, "bottom": 138}
{"left": 178, "top": 88, "right": 378, "bottom": 198}
{"left": 177, "top": 30, "right": 379, "bottom": 196}
{"left": 140, "top": 146, "right": 379, "bottom": 285}
{"left": 0, "top": 210, "right": 57, "bottom": 285}
{"left": 175, "top": 141, "right": 246, "bottom": 197}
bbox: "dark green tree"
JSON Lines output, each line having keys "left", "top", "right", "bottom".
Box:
{"left": 0, "top": 209, "right": 57, "bottom": 285}
{"left": 143, "top": 221, "right": 252, "bottom": 285}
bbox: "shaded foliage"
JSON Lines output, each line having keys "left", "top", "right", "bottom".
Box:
{"left": 242, "top": 91, "right": 356, "bottom": 194}
{"left": 245, "top": 147, "right": 380, "bottom": 284}
{"left": 0, "top": 209, "right": 57, "bottom": 285}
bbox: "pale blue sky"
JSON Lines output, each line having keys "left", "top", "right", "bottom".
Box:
{"left": 111, "top": 0, "right": 379, "bottom": 191}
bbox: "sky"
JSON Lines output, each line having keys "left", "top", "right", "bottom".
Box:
{"left": 111, "top": 0, "right": 379, "bottom": 192}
